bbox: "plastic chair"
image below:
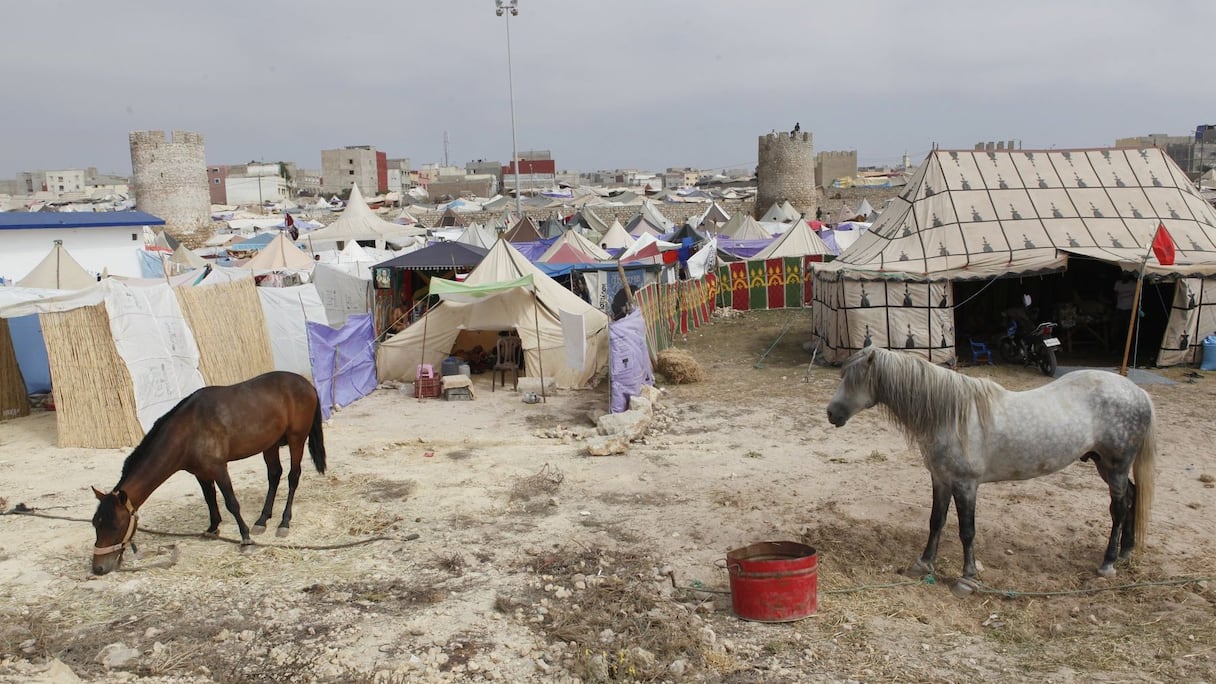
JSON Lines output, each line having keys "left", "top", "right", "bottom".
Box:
{"left": 969, "top": 339, "right": 994, "bottom": 365}
{"left": 492, "top": 335, "right": 522, "bottom": 391}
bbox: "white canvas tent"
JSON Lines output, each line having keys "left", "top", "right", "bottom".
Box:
{"left": 599, "top": 220, "right": 635, "bottom": 250}
{"left": 241, "top": 233, "right": 315, "bottom": 272}
{"left": 304, "top": 183, "right": 426, "bottom": 245}
{"left": 759, "top": 200, "right": 801, "bottom": 223}
{"left": 377, "top": 239, "right": 610, "bottom": 388}
{"left": 753, "top": 219, "right": 833, "bottom": 260}
{"left": 17, "top": 242, "right": 97, "bottom": 290}
{"left": 716, "top": 213, "right": 771, "bottom": 240}
{"left": 811, "top": 147, "right": 1216, "bottom": 366}
{"left": 538, "top": 229, "right": 611, "bottom": 262}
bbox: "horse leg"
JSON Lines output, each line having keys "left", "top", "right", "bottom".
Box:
{"left": 276, "top": 439, "right": 306, "bottom": 537}
{"left": 1093, "top": 462, "right": 1132, "bottom": 577}
{"left": 196, "top": 476, "right": 222, "bottom": 537}
{"left": 951, "top": 480, "right": 980, "bottom": 598}
{"left": 911, "top": 477, "right": 952, "bottom": 578}
{"left": 1118, "top": 479, "right": 1138, "bottom": 560}
{"left": 214, "top": 470, "right": 253, "bottom": 547}
{"left": 252, "top": 448, "right": 283, "bottom": 534}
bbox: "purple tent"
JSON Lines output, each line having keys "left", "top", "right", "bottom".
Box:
{"left": 608, "top": 308, "right": 654, "bottom": 413}
{"left": 307, "top": 313, "right": 378, "bottom": 420}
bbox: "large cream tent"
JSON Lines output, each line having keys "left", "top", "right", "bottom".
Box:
{"left": 753, "top": 219, "right": 833, "bottom": 260}
{"left": 303, "top": 183, "right": 426, "bottom": 245}
{"left": 17, "top": 242, "right": 97, "bottom": 289}
{"left": 376, "top": 239, "right": 609, "bottom": 388}
{"left": 241, "top": 232, "right": 315, "bottom": 272}
{"left": 811, "top": 147, "right": 1216, "bottom": 366}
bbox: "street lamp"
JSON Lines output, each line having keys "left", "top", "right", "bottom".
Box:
{"left": 495, "top": 0, "right": 523, "bottom": 218}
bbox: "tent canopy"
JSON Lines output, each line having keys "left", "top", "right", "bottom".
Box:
{"left": 16, "top": 242, "right": 97, "bottom": 289}
{"left": 753, "top": 219, "right": 832, "bottom": 260}
{"left": 374, "top": 241, "right": 489, "bottom": 271}
{"left": 241, "top": 233, "right": 315, "bottom": 271}
{"left": 429, "top": 274, "right": 534, "bottom": 303}
{"left": 826, "top": 147, "right": 1216, "bottom": 280}
{"left": 304, "top": 183, "right": 426, "bottom": 243}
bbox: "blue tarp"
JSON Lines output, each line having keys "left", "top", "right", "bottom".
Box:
{"left": 307, "top": 313, "right": 377, "bottom": 420}
{"left": 138, "top": 249, "right": 166, "bottom": 278}
{"left": 510, "top": 237, "right": 560, "bottom": 262}
{"left": 9, "top": 315, "right": 51, "bottom": 394}
{"left": 608, "top": 308, "right": 654, "bottom": 413}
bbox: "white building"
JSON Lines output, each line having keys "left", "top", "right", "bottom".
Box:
{"left": 42, "top": 169, "right": 87, "bottom": 199}
{"left": 0, "top": 211, "right": 166, "bottom": 283}
{"left": 226, "top": 174, "right": 288, "bottom": 205}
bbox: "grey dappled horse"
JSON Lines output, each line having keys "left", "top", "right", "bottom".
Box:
{"left": 826, "top": 346, "right": 1156, "bottom": 597}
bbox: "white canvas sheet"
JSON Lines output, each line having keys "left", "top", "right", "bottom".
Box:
{"left": 560, "top": 309, "right": 586, "bottom": 372}
{"left": 103, "top": 280, "right": 205, "bottom": 431}
{"left": 311, "top": 263, "right": 373, "bottom": 327}
{"left": 257, "top": 284, "right": 328, "bottom": 379}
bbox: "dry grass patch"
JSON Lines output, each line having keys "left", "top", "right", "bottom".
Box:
{"left": 655, "top": 348, "right": 708, "bottom": 384}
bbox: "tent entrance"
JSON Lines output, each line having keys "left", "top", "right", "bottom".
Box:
{"left": 952, "top": 261, "right": 1176, "bottom": 365}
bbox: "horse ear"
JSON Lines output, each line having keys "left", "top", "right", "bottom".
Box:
{"left": 116, "top": 490, "right": 128, "bottom": 505}
{"left": 92, "top": 486, "right": 106, "bottom": 501}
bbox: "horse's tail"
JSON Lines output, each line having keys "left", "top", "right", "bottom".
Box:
{"left": 308, "top": 399, "right": 327, "bottom": 474}
{"left": 1133, "top": 402, "right": 1156, "bottom": 550}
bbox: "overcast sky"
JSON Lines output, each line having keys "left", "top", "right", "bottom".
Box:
{"left": 2, "top": 1, "right": 1214, "bottom": 178}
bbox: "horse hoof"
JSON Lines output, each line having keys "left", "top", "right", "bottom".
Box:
{"left": 239, "top": 542, "right": 256, "bottom": 554}
{"left": 251, "top": 524, "right": 267, "bottom": 535}
{"left": 908, "top": 559, "right": 934, "bottom": 578}
{"left": 951, "top": 578, "right": 977, "bottom": 598}
{"left": 275, "top": 526, "right": 290, "bottom": 538}
{"left": 1096, "top": 565, "right": 1116, "bottom": 578}
{"left": 202, "top": 530, "right": 219, "bottom": 539}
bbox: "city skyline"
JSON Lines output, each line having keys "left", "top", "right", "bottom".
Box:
{"left": 1, "top": 1, "right": 1214, "bottom": 178}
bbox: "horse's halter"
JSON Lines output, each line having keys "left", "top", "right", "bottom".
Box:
{"left": 93, "top": 492, "right": 138, "bottom": 557}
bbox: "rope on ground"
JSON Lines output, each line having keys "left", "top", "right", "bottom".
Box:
{"left": 677, "top": 573, "right": 1213, "bottom": 599}
{"left": 1, "top": 505, "right": 418, "bottom": 550}
{"left": 754, "top": 310, "right": 803, "bottom": 369}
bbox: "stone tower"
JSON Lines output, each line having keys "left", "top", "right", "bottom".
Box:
{"left": 128, "top": 130, "right": 211, "bottom": 238}
{"left": 756, "top": 130, "right": 818, "bottom": 220}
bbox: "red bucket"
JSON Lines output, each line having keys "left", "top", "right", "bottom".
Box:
{"left": 727, "top": 541, "right": 818, "bottom": 622}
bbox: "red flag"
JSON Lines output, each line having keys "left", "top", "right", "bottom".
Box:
{"left": 1151, "top": 223, "right": 1175, "bottom": 266}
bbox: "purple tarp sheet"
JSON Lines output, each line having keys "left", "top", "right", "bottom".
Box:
{"left": 717, "top": 238, "right": 773, "bottom": 259}
{"left": 608, "top": 308, "right": 654, "bottom": 413}
{"left": 307, "top": 313, "right": 378, "bottom": 420}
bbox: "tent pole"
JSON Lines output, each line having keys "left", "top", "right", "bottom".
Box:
{"left": 418, "top": 300, "right": 429, "bottom": 402}
{"left": 532, "top": 288, "right": 545, "bottom": 402}
{"left": 1119, "top": 250, "right": 1152, "bottom": 376}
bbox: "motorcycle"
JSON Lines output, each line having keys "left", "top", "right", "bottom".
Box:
{"left": 999, "top": 318, "right": 1060, "bottom": 376}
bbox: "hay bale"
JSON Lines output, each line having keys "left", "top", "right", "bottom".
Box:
{"left": 655, "top": 348, "right": 707, "bottom": 384}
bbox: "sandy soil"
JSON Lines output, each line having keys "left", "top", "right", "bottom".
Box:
{"left": 0, "top": 309, "right": 1213, "bottom": 683}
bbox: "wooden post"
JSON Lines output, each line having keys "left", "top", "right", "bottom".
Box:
{"left": 1119, "top": 250, "right": 1153, "bottom": 376}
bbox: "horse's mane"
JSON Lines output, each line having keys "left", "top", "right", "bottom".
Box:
{"left": 115, "top": 394, "right": 193, "bottom": 487}
{"left": 861, "top": 347, "right": 1004, "bottom": 447}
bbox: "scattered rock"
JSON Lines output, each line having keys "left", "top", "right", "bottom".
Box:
{"left": 96, "top": 643, "right": 141, "bottom": 669}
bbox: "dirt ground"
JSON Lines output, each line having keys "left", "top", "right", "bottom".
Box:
{"left": 1, "top": 308, "right": 1213, "bottom": 683}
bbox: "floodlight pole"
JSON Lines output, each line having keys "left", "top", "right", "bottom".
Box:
{"left": 496, "top": 0, "right": 523, "bottom": 218}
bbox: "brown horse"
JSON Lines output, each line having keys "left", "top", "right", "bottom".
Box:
{"left": 91, "top": 371, "right": 327, "bottom": 575}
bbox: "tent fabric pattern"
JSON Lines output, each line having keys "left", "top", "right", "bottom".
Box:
{"left": 812, "top": 147, "right": 1216, "bottom": 365}
{"left": 712, "top": 257, "right": 816, "bottom": 311}
{"left": 833, "top": 148, "right": 1216, "bottom": 280}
